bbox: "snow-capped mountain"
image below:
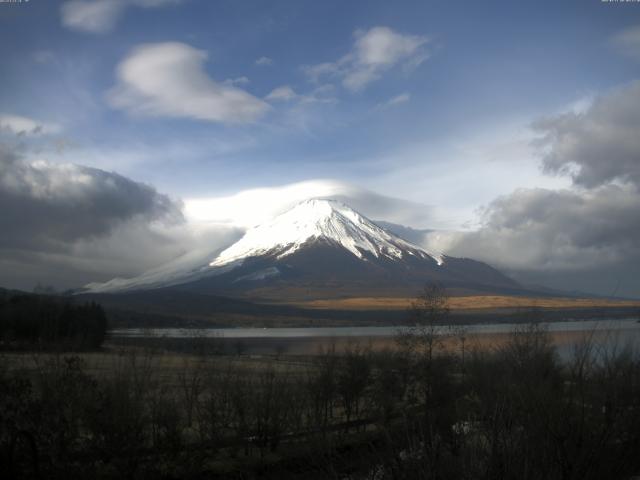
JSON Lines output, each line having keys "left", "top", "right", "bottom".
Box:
{"left": 211, "top": 199, "right": 443, "bottom": 268}
{"left": 85, "top": 198, "right": 519, "bottom": 297}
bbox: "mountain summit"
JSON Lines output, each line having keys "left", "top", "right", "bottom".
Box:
{"left": 85, "top": 198, "right": 519, "bottom": 297}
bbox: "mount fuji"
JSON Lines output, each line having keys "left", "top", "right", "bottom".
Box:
{"left": 85, "top": 198, "right": 519, "bottom": 299}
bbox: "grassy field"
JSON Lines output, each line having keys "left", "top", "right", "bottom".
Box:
{"left": 288, "top": 295, "right": 640, "bottom": 311}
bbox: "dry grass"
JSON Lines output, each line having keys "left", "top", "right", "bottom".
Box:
{"left": 289, "top": 295, "right": 640, "bottom": 311}
{"left": 0, "top": 347, "right": 304, "bottom": 381}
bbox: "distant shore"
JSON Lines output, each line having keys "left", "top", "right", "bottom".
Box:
{"left": 285, "top": 294, "right": 640, "bottom": 311}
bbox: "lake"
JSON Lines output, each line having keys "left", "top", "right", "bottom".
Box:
{"left": 110, "top": 318, "right": 640, "bottom": 339}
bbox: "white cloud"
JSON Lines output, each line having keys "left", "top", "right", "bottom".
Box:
{"left": 354, "top": 27, "right": 426, "bottom": 66}
{"left": 183, "top": 179, "right": 436, "bottom": 229}
{"left": 256, "top": 56, "right": 274, "bottom": 66}
{"left": 376, "top": 92, "right": 410, "bottom": 109}
{"left": 61, "top": 0, "right": 125, "bottom": 34}
{"left": 60, "top": 0, "right": 180, "bottom": 34}
{"left": 303, "top": 62, "right": 338, "bottom": 82}
{"left": 265, "top": 85, "right": 298, "bottom": 102}
{"left": 266, "top": 84, "right": 338, "bottom": 107}
{"left": 0, "top": 114, "right": 62, "bottom": 136}
{"left": 223, "top": 76, "right": 250, "bottom": 86}
{"left": 107, "top": 42, "right": 270, "bottom": 124}
{"left": 303, "top": 26, "right": 428, "bottom": 92}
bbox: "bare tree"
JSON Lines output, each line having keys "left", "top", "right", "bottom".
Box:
{"left": 449, "top": 323, "right": 469, "bottom": 376}
{"left": 337, "top": 342, "right": 371, "bottom": 426}
{"left": 398, "top": 283, "right": 451, "bottom": 362}
{"left": 178, "top": 356, "right": 205, "bottom": 428}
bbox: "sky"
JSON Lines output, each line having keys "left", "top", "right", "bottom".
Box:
{"left": 1, "top": 0, "right": 640, "bottom": 297}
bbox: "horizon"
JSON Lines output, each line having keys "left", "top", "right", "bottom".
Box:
{"left": 1, "top": 0, "right": 640, "bottom": 298}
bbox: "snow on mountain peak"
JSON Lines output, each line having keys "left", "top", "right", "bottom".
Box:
{"left": 210, "top": 198, "right": 443, "bottom": 267}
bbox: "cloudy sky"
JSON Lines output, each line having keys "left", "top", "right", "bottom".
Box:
{"left": 1, "top": 0, "right": 639, "bottom": 297}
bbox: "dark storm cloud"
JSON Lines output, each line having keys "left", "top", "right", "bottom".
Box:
{"left": 533, "top": 81, "right": 640, "bottom": 189}
{"left": 427, "top": 184, "right": 640, "bottom": 296}
{"left": 0, "top": 145, "right": 183, "bottom": 251}
{"left": 442, "top": 185, "right": 640, "bottom": 272}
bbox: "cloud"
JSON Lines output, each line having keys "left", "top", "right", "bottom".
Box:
{"left": 61, "top": 0, "right": 124, "bottom": 34}
{"left": 404, "top": 82, "right": 640, "bottom": 297}
{"left": 427, "top": 185, "right": 640, "bottom": 273}
{"left": 611, "top": 24, "right": 640, "bottom": 61}
{"left": 0, "top": 145, "right": 183, "bottom": 251}
{"left": 81, "top": 224, "right": 242, "bottom": 292}
{"left": 107, "top": 42, "right": 270, "bottom": 124}
{"left": 265, "top": 84, "right": 338, "bottom": 107}
{"left": 60, "top": 0, "right": 180, "bottom": 34}
{"left": 0, "top": 145, "right": 203, "bottom": 290}
{"left": 376, "top": 92, "right": 410, "bottom": 109}
{"left": 255, "top": 56, "right": 273, "bottom": 66}
{"left": 533, "top": 80, "right": 640, "bottom": 188}
{"left": 416, "top": 82, "right": 640, "bottom": 296}
{"left": 265, "top": 85, "right": 298, "bottom": 102}
{"left": 303, "top": 63, "right": 338, "bottom": 83}
{"left": 424, "top": 184, "right": 640, "bottom": 297}
{"left": 223, "top": 76, "right": 250, "bottom": 86}
{"left": 303, "top": 26, "right": 428, "bottom": 92}
{"left": 0, "top": 114, "right": 62, "bottom": 136}
{"left": 183, "top": 179, "right": 436, "bottom": 229}
{"left": 0, "top": 217, "right": 242, "bottom": 292}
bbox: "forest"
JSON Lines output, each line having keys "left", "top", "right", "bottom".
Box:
{"left": 0, "top": 292, "right": 107, "bottom": 350}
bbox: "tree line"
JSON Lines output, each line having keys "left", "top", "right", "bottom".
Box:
{"left": 0, "top": 292, "right": 107, "bottom": 349}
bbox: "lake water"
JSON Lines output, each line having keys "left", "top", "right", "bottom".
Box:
{"left": 110, "top": 318, "right": 640, "bottom": 339}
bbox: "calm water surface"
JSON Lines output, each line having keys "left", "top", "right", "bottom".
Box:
{"left": 110, "top": 318, "right": 640, "bottom": 339}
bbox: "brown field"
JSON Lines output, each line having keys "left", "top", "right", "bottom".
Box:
{"left": 289, "top": 295, "right": 640, "bottom": 311}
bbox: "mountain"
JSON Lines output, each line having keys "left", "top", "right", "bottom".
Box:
{"left": 85, "top": 199, "right": 520, "bottom": 299}
{"left": 210, "top": 198, "right": 444, "bottom": 267}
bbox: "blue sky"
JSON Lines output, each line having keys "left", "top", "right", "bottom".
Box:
{"left": 1, "top": 0, "right": 636, "bottom": 196}
{"left": 1, "top": 0, "right": 640, "bottom": 295}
